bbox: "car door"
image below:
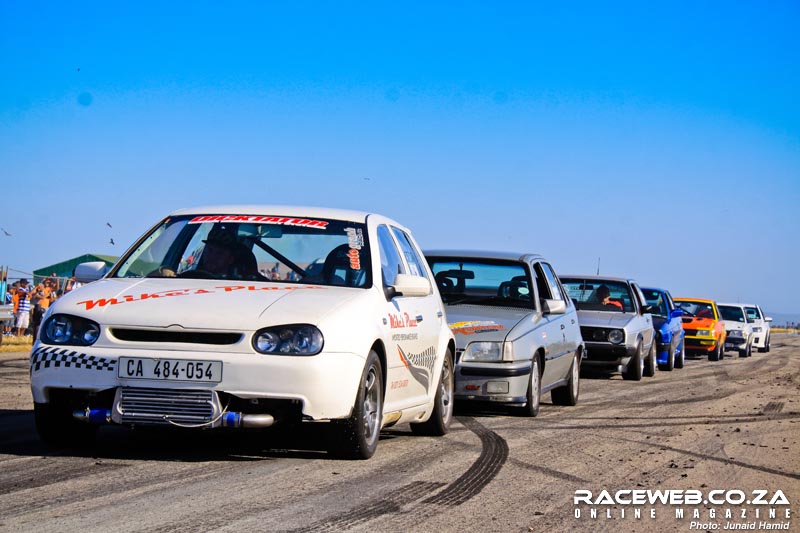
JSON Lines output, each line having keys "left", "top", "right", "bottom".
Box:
{"left": 377, "top": 225, "right": 440, "bottom": 411}
{"left": 664, "top": 290, "right": 682, "bottom": 353}
{"left": 532, "top": 262, "right": 572, "bottom": 386}
{"left": 631, "top": 282, "right": 655, "bottom": 350}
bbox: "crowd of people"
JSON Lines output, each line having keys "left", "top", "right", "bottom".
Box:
{"left": 1, "top": 272, "right": 83, "bottom": 341}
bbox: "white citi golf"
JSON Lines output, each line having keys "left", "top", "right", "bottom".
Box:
{"left": 30, "top": 206, "right": 455, "bottom": 459}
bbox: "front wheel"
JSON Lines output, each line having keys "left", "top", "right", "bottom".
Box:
{"left": 709, "top": 340, "right": 722, "bottom": 361}
{"left": 516, "top": 356, "right": 541, "bottom": 417}
{"left": 739, "top": 341, "right": 752, "bottom": 358}
{"left": 659, "top": 344, "right": 675, "bottom": 372}
{"left": 674, "top": 341, "right": 685, "bottom": 369}
{"left": 552, "top": 352, "right": 580, "bottom": 406}
{"left": 327, "top": 350, "right": 383, "bottom": 460}
{"left": 644, "top": 340, "right": 657, "bottom": 377}
{"left": 622, "top": 342, "right": 644, "bottom": 381}
{"left": 411, "top": 349, "right": 454, "bottom": 436}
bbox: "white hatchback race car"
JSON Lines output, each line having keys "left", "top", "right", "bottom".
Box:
{"left": 31, "top": 206, "right": 455, "bottom": 459}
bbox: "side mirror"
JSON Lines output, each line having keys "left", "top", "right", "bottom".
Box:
{"left": 670, "top": 308, "right": 683, "bottom": 319}
{"left": 765, "top": 316, "right": 773, "bottom": 322}
{"left": 74, "top": 261, "right": 109, "bottom": 283}
{"left": 542, "top": 299, "right": 567, "bottom": 315}
{"left": 391, "top": 274, "right": 431, "bottom": 298}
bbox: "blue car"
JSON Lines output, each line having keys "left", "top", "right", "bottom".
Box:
{"left": 641, "top": 287, "right": 685, "bottom": 371}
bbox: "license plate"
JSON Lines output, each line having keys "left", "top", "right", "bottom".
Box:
{"left": 118, "top": 357, "right": 223, "bottom": 383}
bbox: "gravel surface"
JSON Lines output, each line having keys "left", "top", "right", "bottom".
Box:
{"left": 1, "top": 336, "right": 798, "bottom": 532}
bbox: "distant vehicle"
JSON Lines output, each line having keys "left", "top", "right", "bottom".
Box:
{"left": 674, "top": 298, "right": 727, "bottom": 361}
{"left": 30, "top": 206, "right": 456, "bottom": 459}
{"left": 560, "top": 275, "right": 657, "bottom": 381}
{"left": 742, "top": 304, "right": 772, "bottom": 353}
{"left": 641, "top": 287, "right": 685, "bottom": 371}
{"left": 424, "top": 251, "right": 583, "bottom": 416}
{"left": 718, "top": 303, "right": 755, "bottom": 358}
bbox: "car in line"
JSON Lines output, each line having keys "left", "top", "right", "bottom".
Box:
{"left": 559, "top": 275, "right": 656, "bottom": 381}
{"left": 424, "top": 250, "right": 583, "bottom": 416}
{"left": 743, "top": 303, "right": 772, "bottom": 353}
{"left": 31, "top": 206, "right": 456, "bottom": 459}
{"left": 718, "top": 303, "right": 755, "bottom": 358}
{"left": 673, "top": 298, "right": 727, "bottom": 361}
{"left": 641, "top": 286, "right": 685, "bottom": 371}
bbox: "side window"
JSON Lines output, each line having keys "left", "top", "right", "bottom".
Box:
{"left": 390, "top": 227, "right": 429, "bottom": 280}
{"left": 532, "top": 263, "right": 553, "bottom": 301}
{"left": 377, "top": 225, "right": 405, "bottom": 287}
{"left": 540, "top": 263, "right": 565, "bottom": 301}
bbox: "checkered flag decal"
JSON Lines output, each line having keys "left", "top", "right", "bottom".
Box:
{"left": 30, "top": 346, "right": 116, "bottom": 373}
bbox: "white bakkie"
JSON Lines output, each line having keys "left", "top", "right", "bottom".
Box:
{"left": 31, "top": 206, "right": 455, "bottom": 459}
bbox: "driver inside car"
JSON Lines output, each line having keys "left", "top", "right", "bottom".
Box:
{"left": 197, "top": 227, "right": 239, "bottom": 275}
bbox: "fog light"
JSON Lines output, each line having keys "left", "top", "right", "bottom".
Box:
{"left": 486, "top": 381, "right": 509, "bottom": 394}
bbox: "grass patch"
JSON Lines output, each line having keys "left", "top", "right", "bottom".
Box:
{"left": 0, "top": 335, "right": 33, "bottom": 353}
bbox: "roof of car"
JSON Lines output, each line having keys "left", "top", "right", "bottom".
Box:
{"left": 423, "top": 249, "right": 544, "bottom": 262}
{"left": 717, "top": 302, "right": 748, "bottom": 308}
{"left": 674, "top": 297, "right": 716, "bottom": 304}
{"left": 560, "top": 274, "right": 635, "bottom": 284}
{"left": 169, "top": 205, "right": 371, "bottom": 223}
{"left": 641, "top": 286, "right": 668, "bottom": 293}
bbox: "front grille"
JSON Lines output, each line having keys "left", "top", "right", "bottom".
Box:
{"left": 111, "top": 329, "right": 242, "bottom": 345}
{"left": 683, "top": 329, "right": 697, "bottom": 336}
{"left": 113, "top": 387, "right": 220, "bottom": 425}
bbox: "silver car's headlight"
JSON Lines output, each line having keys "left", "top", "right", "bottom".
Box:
{"left": 729, "top": 330, "right": 744, "bottom": 337}
{"left": 608, "top": 329, "right": 625, "bottom": 344}
{"left": 752, "top": 327, "right": 762, "bottom": 332}
{"left": 462, "top": 341, "right": 512, "bottom": 362}
{"left": 252, "top": 324, "right": 323, "bottom": 355}
{"left": 696, "top": 329, "right": 713, "bottom": 337}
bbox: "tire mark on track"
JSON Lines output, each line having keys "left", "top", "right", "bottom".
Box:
{"left": 288, "top": 481, "right": 445, "bottom": 533}
{"left": 423, "top": 416, "right": 508, "bottom": 506}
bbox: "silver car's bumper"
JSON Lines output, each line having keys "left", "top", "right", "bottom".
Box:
{"left": 454, "top": 360, "right": 532, "bottom": 403}
{"left": 581, "top": 342, "right": 637, "bottom": 370}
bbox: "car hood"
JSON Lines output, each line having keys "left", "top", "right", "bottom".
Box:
{"left": 54, "top": 278, "right": 360, "bottom": 331}
{"left": 445, "top": 304, "right": 531, "bottom": 345}
{"left": 576, "top": 310, "right": 636, "bottom": 329}
{"left": 721, "top": 320, "right": 749, "bottom": 332}
{"left": 681, "top": 316, "right": 717, "bottom": 329}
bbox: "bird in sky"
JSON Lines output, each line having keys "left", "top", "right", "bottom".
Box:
{"left": 106, "top": 222, "right": 112, "bottom": 228}
{"left": 109, "top": 238, "right": 115, "bottom": 245}
{"left": 1, "top": 228, "right": 11, "bottom": 237}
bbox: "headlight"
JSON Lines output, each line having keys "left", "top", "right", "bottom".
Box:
{"left": 696, "top": 329, "right": 713, "bottom": 337}
{"left": 41, "top": 314, "right": 101, "bottom": 346}
{"left": 729, "top": 330, "right": 744, "bottom": 337}
{"left": 252, "top": 324, "right": 323, "bottom": 355}
{"left": 462, "top": 341, "right": 512, "bottom": 362}
{"left": 752, "top": 327, "right": 762, "bottom": 332}
{"left": 608, "top": 329, "right": 625, "bottom": 344}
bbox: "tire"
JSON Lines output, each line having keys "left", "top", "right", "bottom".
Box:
{"left": 765, "top": 334, "right": 771, "bottom": 353}
{"left": 674, "top": 341, "right": 685, "bottom": 369}
{"left": 516, "top": 356, "right": 541, "bottom": 417}
{"left": 643, "top": 340, "right": 657, "bottom": 377}
{"left": 327, "top": 350, "right": 383, "bottom": 460}
{"left": 739, "top": 341, "right": 752, "bottom": 358}
{"left": 659, "top": 344, "right": 675, "bottom": 372}
{"left": 622, "top": 342, "right": 644, "bottom": 381}
{"left": 709, "top": 341, "right": 722, "bottom": 362}
{"left": 552, "top": 352, "right": 580, "bottom": 406}
{"left": 758, "top": 334, "right": 770, "bottom": 353}
{"left": 411, "top": 349, "right": 454, "bottom": 436}
{"left": 34, "top": 402, "right": 97, "bottom": 448}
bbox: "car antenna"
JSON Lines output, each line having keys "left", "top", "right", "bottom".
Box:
{"left": 596, "top": 257, "right": 600, "bottom": 275}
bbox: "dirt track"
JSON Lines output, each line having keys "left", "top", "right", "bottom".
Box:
{"left": 1, "top": 336, "right": 798, "bottom": 532}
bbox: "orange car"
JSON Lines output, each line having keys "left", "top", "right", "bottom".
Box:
{"left": 673, "top": 298, "right": 727, "bottom": 361}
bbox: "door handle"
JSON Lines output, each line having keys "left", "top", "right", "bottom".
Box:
{"left": 437, "top": 311, "right": 443, "bottom": 318}
{"left": 571, "top": 319, "right": 575, "bottom": 324}
{"left": 560, "top": 324, "right": 565, "bottom": 330}
{"left": 416, "top": 315, "right": 424, "bottom": 322}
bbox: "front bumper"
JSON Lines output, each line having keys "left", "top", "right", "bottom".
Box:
{"left": 30, "top": 344, "right": 366, "bottom": 421}
{"left": 724, "top": 335, "right": 746, "bottom": 350}
{"left": 684, "top": 336, "right": 717, "bottom": 352}
{"left": 454, "top": 360, "right": 532, "bottom": 403}
{"left": 581, "top": 342, "right": 636, "bottom": 370}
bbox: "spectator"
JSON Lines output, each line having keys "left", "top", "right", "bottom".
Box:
{"left": 31, "top": 279, "right": 56, "bottom": 340}
{"left": 13, "top": 279, "right": 31, "bottom": 336}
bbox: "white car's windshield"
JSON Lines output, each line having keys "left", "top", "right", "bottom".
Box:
{"left": 111, "top": 214, "right": 371, "bottom": 287}
{"left": 719, "top": 305, "right": 746, "bottom": 323}
{"left": 744, "top": 306, "right": 761, "bottom": 321}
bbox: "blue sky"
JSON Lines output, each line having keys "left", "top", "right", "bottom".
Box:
{"left": 1, "top": 2, "right": 799, "bottom": 313}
